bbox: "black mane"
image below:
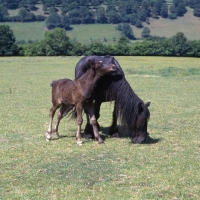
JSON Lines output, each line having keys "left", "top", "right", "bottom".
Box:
{"left": 115, "top": 79, "right": 150, "bottom": 131}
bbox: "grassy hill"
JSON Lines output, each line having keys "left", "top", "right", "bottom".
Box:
{"left": 1, "top": 7, "right": 200, "bottom": 43}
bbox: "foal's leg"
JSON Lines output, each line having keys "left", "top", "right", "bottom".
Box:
{"left": 86, "top": 103, "right": 103, "bottom": 144}
{"left": 53, "top": 104, "right": 68, "bottom": 138}
{"left": 75, "top": 104, "right": 83, "bottom": 145}
{"left": 46, "top": 105, "right": 59, "bottom": 140}
{"left": 83, "top": 110, "right": 94, "bottom": 139}
{"left": 84, "top": 100, "right": 101, "bottom": 138}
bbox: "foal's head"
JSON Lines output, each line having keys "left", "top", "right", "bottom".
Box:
{"left": 88, "top": 59, "right": 118, "bottom": 76}
{"left": 131, "top": 102, "right": 151, "bottom": 144}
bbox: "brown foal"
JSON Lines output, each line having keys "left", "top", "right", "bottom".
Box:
{"left": 46, "top": 59, "right": 118, "bottom": 145}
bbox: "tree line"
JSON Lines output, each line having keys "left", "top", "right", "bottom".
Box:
{"left": 1, "top": 25, "right": 200, "bottom": 57}
{"left": 0, "top": 0, "right": 200, "bottom": 29}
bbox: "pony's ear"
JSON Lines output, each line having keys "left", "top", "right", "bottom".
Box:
{"left": 138, "top": 102, "right": 143, "bottom": 115}
{"left": 95, "top": 60, "right": 102, "bottom": 68}
{"left": 145, "top": 102, "right": 151, "bottom": 107}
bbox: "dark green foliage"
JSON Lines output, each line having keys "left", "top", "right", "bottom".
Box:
{"left": 0, "top": 0, "right": 192, "bottom": 29}
{"left": 60, "top": 15, "right": 70, "bottom": 30}
{"left": 18, "top": 7, "right": 35, "bottom": 22}
{"left": 28, "top": 0, "right": 37, "bottom": 10}
{"left": 141, "top": 27, "right": 150, "bottom": 38}
{"left": 21, "top": 28, "right": 73, "bottom": 56}
{"left": 3, "top": 0, "right": 21, "bottom": 9}
{"left": 13, "top": 29, "right": 200, "bottom": 57}
{"left": 193, "top": 6, "right": 200, "bottom": 17}
{"left": 130, "top": 13, "right": 138, "bottom": 25}
{"left": 68, "top": 7, "right": 94, "bottom": 24}
{"left": 135, "top": 19, "right": 143, "bottom": 28}
{"left": 46, "top": 12, "right": 61, "bottom": 29}
{"left": 161, "top": 3, "right": 168, "bottom": 18}
{"left": 96, "top": 7, "right": 107, "bottom": 23}
{"left": 168, "top": 13, "right": 177, "bottom": 19}
{"left": 108, "top": 10, "right": 121, "bottom": 24}
{"left": 43, "top": 28, "right": 72, "bottom": 55}
{"left": 171, "top": 32, "right": 189, "bottom": 56}
{"left": 169, "top": 0, "right": 187, "bottom": 18}
{"left": 137, "top": 8, "right": 148, "bottom": 21}
{"left": 0, "top": 4, "right": 8, "bottom": 22}
{"left": 176, "top": 3, "right": 187, "bottom": 16}
{"left": 117, "top": 23, "right": 134, "bottom": 39}
{"left": 0, "top": 25, "right": 18, "bottom": 55}
{"left": 35, "top": 15, "right": 46, "bottom": 21}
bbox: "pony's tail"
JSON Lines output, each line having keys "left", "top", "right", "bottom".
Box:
{"left": 50, "top": 80, "right": 57, "bottom": 87}
{"left": 62, "top": 106, "right": 77, "bottom": 120}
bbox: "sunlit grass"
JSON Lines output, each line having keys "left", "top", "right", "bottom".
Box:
{"left": 0, "top": 56, "right": 199, "bottom": 199}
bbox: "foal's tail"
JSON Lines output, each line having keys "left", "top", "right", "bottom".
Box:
{"left": 63, "top": 106, "right": 77, "bottom": 120}
{"left": 50, "top": 80, "right": 57, "bottom": 87}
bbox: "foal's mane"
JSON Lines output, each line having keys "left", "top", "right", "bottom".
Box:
{"left": 75, "top": 57, "right": 95, "bottom": 80}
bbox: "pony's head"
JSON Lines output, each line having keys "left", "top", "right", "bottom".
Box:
{"left": 131, "top": 102, "right": 151, "bottom": 144}
{"left": 88, "top": 59, "right": 118, "bottom": 76}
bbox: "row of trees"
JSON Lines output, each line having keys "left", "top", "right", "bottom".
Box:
{"left": 1, "top": 0, "right": 200, "bottom": 28}
{"left": 1, "top": 25, "right": 200, "bottom": 57}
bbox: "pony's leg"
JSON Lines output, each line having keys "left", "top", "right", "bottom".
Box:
{"left": 75, "top": 104, "right": 83, "bottom": 145}
{"left": 53, "top": 104, "right": 68, "bottom": 138}
{"left": 46, "top": 106, "right": 58, "bottom": 140}
{"left": 94, "top": 100, "right": 102, "bottom": 130}
{"left": 108, "top": 101, "right": 120, "bottom": 137}
{"left": 86, "top": 104, "right": 103, "bottom": 144}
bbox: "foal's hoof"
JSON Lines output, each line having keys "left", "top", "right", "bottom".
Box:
{"left": 46, "top": 132, "right": 51, "bottom": 141}
{"left": 77, "top": 141, "right": 83, "bottom": 146}
{"left": 98, "top": 139, "right": 104, "bottom": 144}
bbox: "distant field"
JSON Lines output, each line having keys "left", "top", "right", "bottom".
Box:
{"left": 0, "top": 57, "right": 200, "bottom": 199}
{"left": 0, "top": 22, "right": 47, "bottom": 41}
{"left": 146, "top": 7, "right": 200, "bottom": 40}
{"left": 68, "top": 24, "right": 121, "bottom": 44}
{"left": 1, "top": 7, "right": 200, "bottom": 43}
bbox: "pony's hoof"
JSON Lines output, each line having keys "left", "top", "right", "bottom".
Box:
{"left": 54, "top": 134, "right": 59, "bottom": 139}
{"left": 83, "top": 133, "right": 94, "bottom": 140}
{"left": 111, "top": 133, "right": 120, "bottom": 138}
{"left": 77, "top": 141, "right": 83, "bottom": 146}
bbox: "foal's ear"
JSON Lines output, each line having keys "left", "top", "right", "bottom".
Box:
{"left": 145, "top": 102, "right": 151, "bottom": 107}
{"left": 88, "top": 59, "right": 95, "bottom": 68}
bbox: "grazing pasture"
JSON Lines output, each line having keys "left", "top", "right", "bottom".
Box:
{"left": 0, "top": 57, "right": 199, "bottom": 199}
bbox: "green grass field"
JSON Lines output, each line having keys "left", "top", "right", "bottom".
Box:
{"left": 0, "top": 22, "right": 47, "bottom": 41}
{"left": 0, "top": 57, "right": 200, "bottom": 199}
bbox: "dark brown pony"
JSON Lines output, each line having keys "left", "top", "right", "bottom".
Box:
{"left": 45, "top": 59, "right": 118, "bottom": 145}
{"left": 75, "top": 55, "right": 151, "bottom": 143}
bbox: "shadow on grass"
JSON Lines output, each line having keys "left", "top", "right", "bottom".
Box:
{"left": 100, "top": 125, "right": 160, "bottom": 144}
{"left": 50, "top": 135, "right": 75, "bottom": 140}
{"left": 56, "top": 125, "right": 160, "bottom": 144}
